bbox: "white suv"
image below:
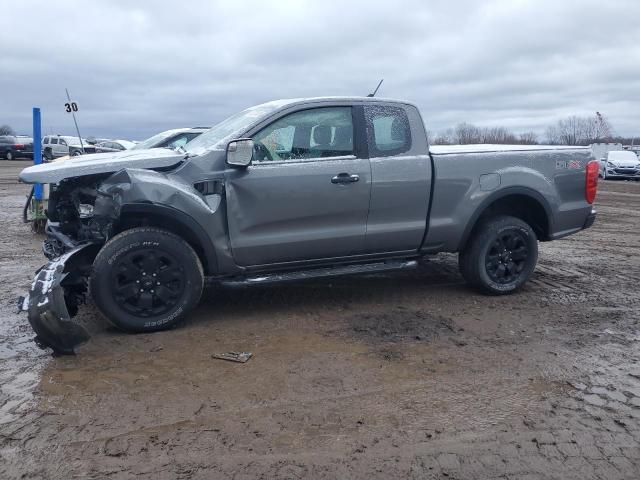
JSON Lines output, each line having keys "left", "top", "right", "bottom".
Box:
{"left": 42, "top": 135, "right": 95, "bottom": 160}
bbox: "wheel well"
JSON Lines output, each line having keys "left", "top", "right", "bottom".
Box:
{"left": 115, "top": 211, "right": 211, "bottom": 274}
{"left": 465, "top": 194, "right": 550, "bottom": 247}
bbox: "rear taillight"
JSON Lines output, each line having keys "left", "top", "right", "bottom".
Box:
{"left": 14, "top": 144, "right": 24, "bottom": 149}
{"left": 585, "top": 160, "right": 599, "bottom": 204}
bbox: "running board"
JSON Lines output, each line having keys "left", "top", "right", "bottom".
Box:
{"left": 218, "top": 260, "right": 418, "bottom": 287}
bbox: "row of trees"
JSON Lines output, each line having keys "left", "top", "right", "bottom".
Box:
{"left": 429, "top": 112, "right": 622, "bottom": 146}
{"left": 3, "top": 113, "right": 633, "bottom": 146}
{"left": 430, "top": 124, "right": 540, "bottom": 145}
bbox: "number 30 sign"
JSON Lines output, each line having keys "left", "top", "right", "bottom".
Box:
{"left": 65, "top": 102, "right": 78, "bottom": 113}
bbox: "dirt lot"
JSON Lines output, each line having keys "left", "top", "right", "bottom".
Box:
{"left": 0, "top": 159, "right": 639, "bottom": 479}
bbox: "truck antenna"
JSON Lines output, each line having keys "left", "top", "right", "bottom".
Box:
{"left": 367, "top": 79, "right": 384, "bottom": 97}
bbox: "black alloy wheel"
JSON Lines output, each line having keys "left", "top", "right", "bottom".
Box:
{"left": 484, "top": 229, "right": 529, "bottom": 285}
{"left": 111, "top": 248, "right": 186, "bottom": 318}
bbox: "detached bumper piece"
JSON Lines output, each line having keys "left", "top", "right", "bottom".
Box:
{"left": 20, "top": 244, "right": 94, "bottom": 355}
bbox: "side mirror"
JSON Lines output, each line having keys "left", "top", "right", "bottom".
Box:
{"left": 227, "top": 138, "right": 254, "bottom": 167}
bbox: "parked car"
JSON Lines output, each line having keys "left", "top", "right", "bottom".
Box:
{"left": 19, "top": 97, "right": 598, "bottom": 354}
{"left": 0, "top": 135, "right": 33, "bottom": 160}
{"left": 42, "top": 135, "right": 96, "bottom": 160}
{"left": 94, "top": 140, "right": 136, "bottom": 154}
{"left": 598, "top": 150, "right": 640, "bottom": 180}
{"left": 131, "top": 127, "right": 209, "bottom": 151}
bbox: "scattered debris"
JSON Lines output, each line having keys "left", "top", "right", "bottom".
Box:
{"left": 211, "top": 352, "right": 253, "bottom": 363}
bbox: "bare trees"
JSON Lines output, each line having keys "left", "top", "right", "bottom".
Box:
{"left": 430, "top": 112, "right": 614, "bottom": 146}
{"left": 430, "top": 123, "right": 538, "bottom": 145}
{"left": 0, "top": 125, "right": 15, "bottom": 136}
{"left": 544, "top": 112, "right": 612, "bottom": 145}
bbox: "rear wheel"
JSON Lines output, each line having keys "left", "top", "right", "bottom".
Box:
{"left": 5, "top": 150, "right": 13, "bottom": 160}
{"left": 459, "top": 215, "right": 538, "bottom": 295}
{"left": 90, "top": 227, "right": 204, "bottom": 332}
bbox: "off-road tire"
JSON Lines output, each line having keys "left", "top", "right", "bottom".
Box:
{"left": 90, "top": 227, "right": 204, "bottom": 332}
{"left": 459, "top": 215, "right": 538, "bottom": 295}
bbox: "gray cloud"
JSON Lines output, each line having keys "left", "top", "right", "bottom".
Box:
{"left": 1, "top": 0, "right": 639, "bottom": 140}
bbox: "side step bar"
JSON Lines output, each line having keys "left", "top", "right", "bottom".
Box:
{"left": 218, "top": 260, "right": 418, "bottom": 288}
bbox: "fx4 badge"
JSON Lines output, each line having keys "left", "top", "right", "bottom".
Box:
{"left": 556, "top": 160, "right": 582, "bottom": 169}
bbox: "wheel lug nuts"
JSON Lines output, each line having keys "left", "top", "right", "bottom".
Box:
{"left": 151, "top": 290, "right": 155, "bottom": 293}
{"left": 136, "top": 280, "right": 140, "bottom": 283}
{"left": 157, "top": 282, "right": 160, "bottom": 285}
{"left": 152, "top": 273, "right": 156, "bottom": 277}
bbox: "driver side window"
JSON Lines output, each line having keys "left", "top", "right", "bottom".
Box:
{"left": 252, "top": 107, "right": 353, "bottom": 162}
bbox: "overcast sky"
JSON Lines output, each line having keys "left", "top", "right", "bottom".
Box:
{"left": 1, "top": 0, "right": 639, "bottom": 141}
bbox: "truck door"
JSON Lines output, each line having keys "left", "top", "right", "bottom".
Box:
{"left": 225, "top": 106, "right": 371, "bottom": 267}
{"left": 362, "top": 104, "right": 432, "bottom": 252}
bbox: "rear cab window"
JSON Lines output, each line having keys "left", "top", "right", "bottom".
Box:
{"left": 365, "top": 105, "right": 412, "bottom": 157}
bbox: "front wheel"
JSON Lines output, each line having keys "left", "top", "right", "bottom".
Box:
{"left": 6, "top": 150, "right": 13, "bottom": 160}
{"left": 459, "top": 215, "right": 538, "bottom": 295}
{"left": 90, "top": 227, "right": 204, "bottom": 332}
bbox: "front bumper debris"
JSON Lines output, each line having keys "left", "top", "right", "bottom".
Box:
{"left": 19, "top": 244, "right": 95, "bottom": 355}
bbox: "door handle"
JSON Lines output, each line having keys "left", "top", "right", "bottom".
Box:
{"left": 331, "top": 173, "right": 359, "bottom": 184}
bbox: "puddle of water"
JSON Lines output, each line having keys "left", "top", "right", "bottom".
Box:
{"left": 0, "top": 308, "right": 49, "bottom": 425}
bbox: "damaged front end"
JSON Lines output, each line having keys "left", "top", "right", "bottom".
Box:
{"left": 19, "top": 166, "right": 216, "bottom": 354}
{"left": 19, "top": 177, "right": 109, "bottom": 354}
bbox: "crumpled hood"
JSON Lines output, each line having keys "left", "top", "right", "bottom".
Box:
{"left": 19, "top": 148, "right": 184, "bottom": 184}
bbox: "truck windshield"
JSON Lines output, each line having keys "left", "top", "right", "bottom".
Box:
{"left": 185, "top": 100, "right": 292, "bottom": 156}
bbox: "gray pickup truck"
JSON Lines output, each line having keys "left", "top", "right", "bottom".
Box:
{"left": 19, "top": 97, "right": 599, "bottom": 354}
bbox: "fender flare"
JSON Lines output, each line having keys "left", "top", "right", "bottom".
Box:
{"left": 457, "top": 186, "right": 555, "bottom": 251}
{"left": 118, "top": 203, "right": 218, "bottom": 274}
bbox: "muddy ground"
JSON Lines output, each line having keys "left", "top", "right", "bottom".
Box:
{"left": 0, "top": 159, "right": 639, "bottom": 479}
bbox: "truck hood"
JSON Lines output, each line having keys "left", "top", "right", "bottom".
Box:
{"left": 608, "top": 158, "right": 639, "bottom": 167}
{"left": 19, "top": 149, "right": 184, "bottom": 184}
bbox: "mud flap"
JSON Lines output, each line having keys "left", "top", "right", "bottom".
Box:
{"left": 20, "top": 244, "right": 95, "bottom": 355}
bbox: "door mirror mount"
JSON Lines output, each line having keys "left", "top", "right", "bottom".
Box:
{"left": 227, "top": 138, "right": 254, "bottom": 167}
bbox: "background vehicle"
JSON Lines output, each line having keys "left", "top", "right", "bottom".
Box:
{"left": 130, "top": 127, "right": 208, "bottom": 151}
{"left": 0, "top": 135, "right": 33, "bottom": 160}
{"left": 598, "top": 150, "right": 640, "bottom": 180}
{"left": 19, "top": 97, "right": 598, "bottom": 354}
{"left": 94, "top": 140, "right": 136, "bottom": 153}
{"left": 42, "top": 135, "right": 95, "bottom": 160}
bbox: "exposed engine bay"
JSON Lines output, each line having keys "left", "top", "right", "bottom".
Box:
{"left": 43, "top": 175, "right": 114, "bottom": 259}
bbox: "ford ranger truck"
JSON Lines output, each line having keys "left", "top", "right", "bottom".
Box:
{"left": 18, "top": 97, "right": 598, "bottom": 354}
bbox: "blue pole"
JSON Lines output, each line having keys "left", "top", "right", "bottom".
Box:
{"left": 33, "top": 107, "right": 42, "bottom": 200}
